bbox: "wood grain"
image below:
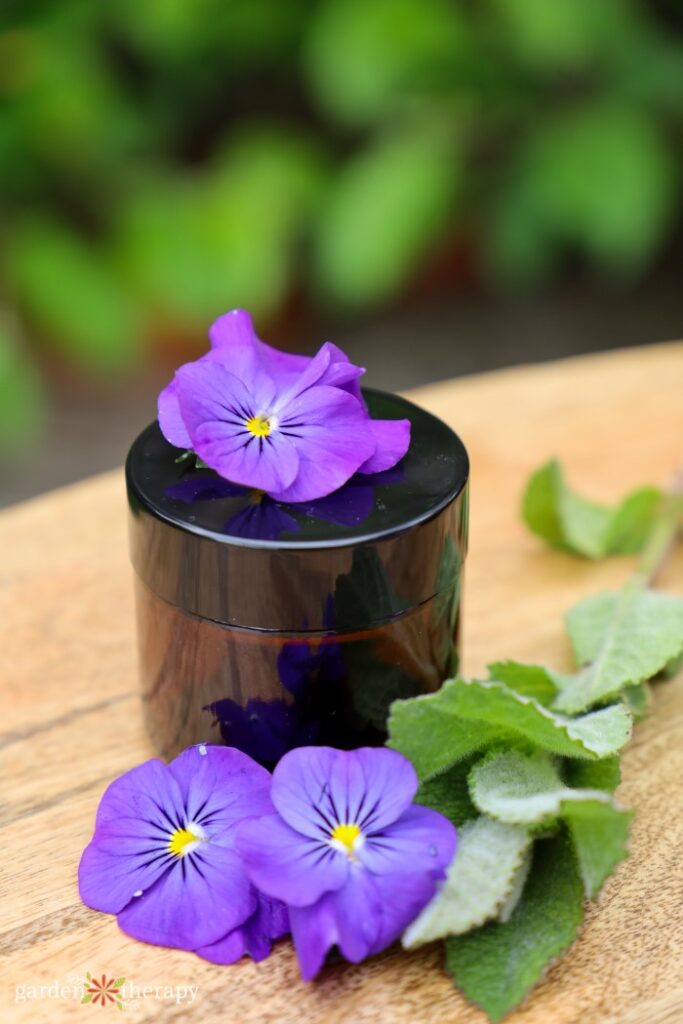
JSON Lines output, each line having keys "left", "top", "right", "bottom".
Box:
{"left": 1, "top": 342, "right": 683, "bottom": 1024}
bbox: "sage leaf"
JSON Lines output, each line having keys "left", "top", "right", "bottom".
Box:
{"left": 564, "top": 799, "right": 633, "bottom": 899}
{"left": 387, "top": 684, "right": 505, "bottom": 781}
{"left": 522, "top": 459, "right": 661, "bottom": 558}
{"left": 554, "top": 586, "right": 683, "bottom": 713}
{"left": 446, "top": 830, "right": 584, "bottom": 1023}
{"left": 621, "top": 682, "right": 652, "bottom": 719}
{"left": 487, "top": 660, "right": 556, "bottom": 705}
{"left": 415, "top": 758, "right": 479, "bottom": 827}
{"left": 566, "top": 756, "right": 621, "bottom": 793}
{"left": 468, "top": 750, "right": 614, "bottom": 825}
{"left": 388, "top": 678, "right": 632, "bottom": 781}
{"left": 402, "top": 817, "right": 532, "bottom": 948}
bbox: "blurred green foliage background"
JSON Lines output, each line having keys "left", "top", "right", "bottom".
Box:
{"left": 1, "top": 0, "right": 682, "bottom": 453}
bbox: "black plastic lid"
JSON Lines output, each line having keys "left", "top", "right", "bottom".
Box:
{"left": 126, "top": 389, "right": 469, "bottom": 632}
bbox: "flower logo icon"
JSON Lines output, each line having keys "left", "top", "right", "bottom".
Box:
{"left": 81, "top": 973, "right": 125, "bottom": 1009}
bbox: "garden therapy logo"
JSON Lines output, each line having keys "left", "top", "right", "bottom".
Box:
{"left": 14, "top": 974, "right": 199, "bottom": 1008}
{"left": 81, "top": 972, "right": 125, "bottom": 1009}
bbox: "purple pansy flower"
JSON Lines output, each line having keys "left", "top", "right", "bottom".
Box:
{"left": 158, "top": 310, "right": 410, "bottom": 500}
{"left": 197, "top": 894, "right": 289, "bottom": 965}
{"left": 78, "top": 745, "right": 288, "bottom": 961}
{"left": 236, "top": 747, "right": 456, "bottom": 979}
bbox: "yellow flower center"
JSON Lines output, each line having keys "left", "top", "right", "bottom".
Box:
{"left": 245, "top": 415, "right": 271, "bottom": 437}
{"left": 330, "top": 822, "right": 362, "bottom": 856}
{"left": 168, "top": 827, "right": 204, "bottom": 857}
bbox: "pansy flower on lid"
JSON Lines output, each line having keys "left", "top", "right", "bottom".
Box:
{"left": 157, "top": 309, "right": 411, "bottom": 501}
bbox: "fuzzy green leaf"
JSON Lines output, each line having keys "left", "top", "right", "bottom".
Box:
{"left": 387, "top": 685, "right": 505, "bottom": 781}
{"left": 566, "top": 756, "right": 621, "bottom": 793}
{"left": 446, "top": 830, "right": 584, "bottom": 1023}
{"left": 564, "top": 800, "right": 633, "bottom": 899}
{"left": 402, "top": 817, "right": 531, "bottom": 948}
{"left": 554, "top": 586, "right": 683, "bottom": 712}
{"left": 487, "top": 661, "right": 556, "bottom": 705}
{"left": 522, "top": 460, "right": 661, "bottom": 558}
{"left": 622, "top": 682, "right": 652, "bottom": 719}
{"left": 415, "top": 757, "right": 479, "bottom": 827}
{"left": 389, "top": 678, "right": 631, "bottom": 781}
{"left": 469, "top": 750, "right": 615, "bottom": 825}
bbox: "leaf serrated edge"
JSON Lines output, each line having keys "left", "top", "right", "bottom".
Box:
{"left": 454, "top": 677, "right": 633, "bottom": 760}
{"left": 402, "top": 818, "right": 532, "bottom": 948}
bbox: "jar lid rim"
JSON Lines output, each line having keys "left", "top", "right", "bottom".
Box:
{"left": 126, "top": 389, "right": 469, "bottom": 550}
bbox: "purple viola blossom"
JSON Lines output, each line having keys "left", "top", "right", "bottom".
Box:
{"left": 78, "top": 745, "right": 287, "bottom": 960}
{"left": 158, "top": 309, "right": 411, "bottom": 491}
{"left": 172, "top": 349, "right": 376, "bottom": 502}
{"left": 197, "top": 894, "right": 289, "bottom": 965}
{"left": 236, "top": 747, "right": 456, "bottom": 980}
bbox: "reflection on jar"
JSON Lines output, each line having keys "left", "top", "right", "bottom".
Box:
{"left": 135, "top": 543, "right": 462, "bottom": 766}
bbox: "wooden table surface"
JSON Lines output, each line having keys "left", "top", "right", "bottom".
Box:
{"left": 2, "top": 343, "right": 683, "bottom": 1024}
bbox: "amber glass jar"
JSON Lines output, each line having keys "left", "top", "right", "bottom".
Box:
{"left": 126, "top": 390, "right": 469, "bottom": 766}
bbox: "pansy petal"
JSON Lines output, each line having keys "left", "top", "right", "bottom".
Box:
{"left": 158, "top": 379, "right": 192, "bottom": 449}
{"left": 288, "top": 893, "right": 341, "bottom": 981}
{"left": 237, "top": 813, "right": 349, "bottom": 906}
{"left": 289, "top": 888, "right": 367, "bottom": 979}
{"left": 256, "top": 340, "right": 309, "bottom": 387}
{"left": 269, "top": 387, "right": 376, "bottom": 503}
{"left": 117, "top": 844, "right": 256, "bottom": 950}
{"left": 167, "top": 745, "right": 273, "bottom": 848}
{"left": 78, "top": 836, "right": 174, "bottom": 915}
{"left": 357, "top": 869, "right": 439, "bottom": 956}
{"left": 289, "top": 868, "right": 437, "bottom": 978}
{"left": 270, "top": 746, "right": 341, "bottom": 839}
{"left": 78, "top": 760, "right": 189, "bottom": 914}
{"left": 90, "top": 758, "right": 186, "bottom": 834}
{"left": 195, "top": 926, "right": 247, "bottom": 966}
{"left": 210, "top": 309, "right": 324, "bottom": 392}
{"left": 208, "top": 309, "right": 263, "bottom": 381}
{"left": 317, "top": 342, "right": 365, "bottom": 401}
{"left": 275, "top": 345, "right": 333, "bottom": 406}
{"left": 190, "top": 428, "right": 298, "bottom": 496}
{"left": 197, "top": 896, "right": 289, "bottom": 964}
{"left": 357, "top": 804, "right": 457, "bottom": 877}
{"left": 175, "top": 362, "right": 299, "bottom": 494}
{"left": 271, "top": 747, "right": 417, "bottom": 839}
{"left": 357, "top": 418, "right": 411, "bottom": 475}
{"left": 275, "top": 342, "right": 365, "bottom": 407}
{"left": 332, "top": 867, "right": 437, "bottom": 961}
{"left": 250, "top": 319, "right": 365, "bottom": 398}
{"left": 330, "top": 868, "right": 382, "bottom": 962}
{"left": 329, "top": 747, "right": 419, "bottom": 833}
{"left": 176, "top": 358, "right": 277, "bottom": 427}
